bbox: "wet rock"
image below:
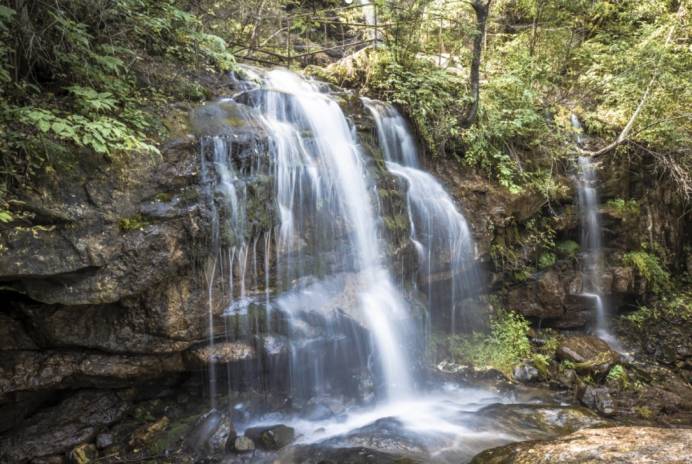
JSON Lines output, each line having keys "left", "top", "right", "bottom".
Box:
{"left": 513, "top": 362, "right": 540, "bottom": 383}
{"left": 580, "top": 386, "right": 615, "bottom": 416}
{"left": 95, "top": 433, "right": 113, "bottom": 449}
{"left": 611, "top": 266, "right": 635, "bottom": 293}
{"left": 229, "top": 436, "right": 255, "bottom": 453}
{"left": 469, "top": 426, "right": 692, "bottom": 463}
{"left": 244, "top": 424, "right": 295, "bottom": 450}
{"left": 467, "top": 403, "right": 608, "bottom": 440}
{"left": 19, "top": 302, "right": 193, "bottom": 354}
{"left": 0, "top": 350, "right": 185, "bottom": 394}
{"left": 275, "top": 444, "right": 423, "bottom": 463}
{"left": 507, "top": 271, "right": 566, "bottom": 320}
{"left": 323, "top": 417, "right": 427, "bottom": 456}
{"left": 0, "top": 391, "right": 128, "bottom": 463}
{"left": 184, "top": 409, "right": 235, "bottom": 454}
{"left": 183, "top": 342, "right": 255, "bottom": 369}
{"left": 302, "top": 402, "right": 334, "bottom": 421}
{"left": 557, "top": 336, "right": 618, "bottom": 375}
{"left": 67, "top": 443, "right": 97, "bottom": 464}
{"left": 436, "top": 360, "right": 510, "bottom": 385}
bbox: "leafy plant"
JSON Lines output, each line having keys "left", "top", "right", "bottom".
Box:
{"left": 447, "top": 310, "right": 532, "bottom": 375}
{"left": 556, "top": 240, "right": 581, "bottom": 258}
{"left": 623, "top": 250, "right": 671, "bottom": 294}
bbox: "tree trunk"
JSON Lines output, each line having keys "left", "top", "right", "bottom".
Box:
{"left": 461, "top": 0, "right": 492, "bottom": 128}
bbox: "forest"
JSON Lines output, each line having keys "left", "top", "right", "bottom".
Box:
{"left": 0, "top": 1, "right": 690, "bottom": 463}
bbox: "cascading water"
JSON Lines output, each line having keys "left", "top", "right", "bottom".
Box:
{"left": 363, "top": 99, "right": 480, "bottom": 333}
{"left": 193, "top": 69, "right": 573, "bottom": 463}
{"left": 202, "top": 69, "right": 416, "bottom": 402}
{"left": 571, "top": 115, "right": 619, "bottom": 348}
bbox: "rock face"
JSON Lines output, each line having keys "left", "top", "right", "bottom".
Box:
{"left": 0, "top": 391, "right": 128, "bottom": 463}
{"left": 470, "top": 426, "right": 692, "bottom": 464}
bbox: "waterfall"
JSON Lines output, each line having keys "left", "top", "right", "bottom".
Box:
{"left": 572, "top": 116, "right": 618, "bottom": 347}
{"left": 363, "top": 98, "right": 480, "bottom": 333}
{"left": 203, "top": 69, "right": 415, "bottom": 402}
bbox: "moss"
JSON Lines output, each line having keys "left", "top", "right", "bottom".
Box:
{"left": 119, "top": 214, "right": 151, "bottom": 231}
{"left": 634, "top": 406, "right": 654, "bottom": 419}
{"left": 537, "top": 252, "right": 556, "bottom": 269}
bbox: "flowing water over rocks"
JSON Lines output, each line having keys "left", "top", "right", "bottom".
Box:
{"left": 3, "top": 68, "right": 687, "bottom": 464}
{"left": 183, "top": 70, "right": 614, "bottom": 463}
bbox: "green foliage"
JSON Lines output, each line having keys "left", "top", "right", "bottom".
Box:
{"left": 623, "top": 250, "right": 671, "bottom": 294}
{"left": 606, "top": 198, "right": 640, "bottom": 220}
{"left": 1, "top": 0, "right": 235, "bottom": 189}
{"left": 366, "top": 49, "right": 469, "bottom": 156}
{"left": 623, "top": 291, "right": 692, "bottom": 328}
{"left": 606, "top": 364, "right": 628, "bottom": 388}
{"left": 538, "top": 251, "right": 556, "bottom": 269}
{"left": 447, "top": 310, "right": 531, "bottom": 375}
{"left": 490, "top": 216, "right": 557, "bottom": 279}
{"left": 556, "top": 240, "right": 581, "bottom": 258}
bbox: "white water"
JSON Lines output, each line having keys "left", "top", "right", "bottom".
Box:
{"left": 260, "top": 70, "right": 414, "bottom": 399}
{"left": 572, "top": 116, "right": 619, "bottom": 348}
{"left": 195, "top": 70, "right": 576, "bottom": 463}
{"left": 364, "top": 99, "right": 480, "bottom": 333}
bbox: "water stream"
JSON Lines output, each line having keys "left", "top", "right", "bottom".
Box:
{"left": 571, "top": 115, "right": 619, "bottom": 348}
{"left": 363, "top": 98, "right": 481, "bottom": 333}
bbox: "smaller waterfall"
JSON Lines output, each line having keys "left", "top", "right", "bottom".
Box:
{"left": 364, "top": 99, "right": 480, "bottom": 333}
{"left": 572, "top": 116, "right": 618, "bottom": 347}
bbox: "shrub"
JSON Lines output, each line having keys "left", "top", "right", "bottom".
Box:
{"left": 623, "top": 250, "right": 671, "bottom": 294}
{"left": 448, "top": 310, "right": 531, "bottom": 375}
{"left": 556, "top": 240, "right": 581, "bottom": 258}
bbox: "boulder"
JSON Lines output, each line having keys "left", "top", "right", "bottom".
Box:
{"left": 513, "top": 362, "right": 540, "bottom": 383}
{"left": 465, "top": 403, "right": 608, "bottom": 440}
{"left": 244, "top": 424, "right": 295, "bottom": 450}
{"left": 580, "top": 386, "right": 615, "bottom": 416}
{"left": 95, "top": 433, "right": 113, "bottom": 449}
{"left": 183, "top": 409, "right": 235, "bottom": 454}
{"left": 229, "top": 436, "right": 255, "bottom": 453}
{"left": 275, "top": 444, "right": 423, "bottom": 464}
{"left": 469, "top": 426, "right": 692, "bottom": 463}
{"left": 557, "top": 336, "right": 618, "bottom": 375}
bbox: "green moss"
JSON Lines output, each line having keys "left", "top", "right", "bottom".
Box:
{"left": 119, "top": 214, "right": 151, "bottom": 232}
{"left": 537, "top": 251, "right": 556, "bottom": 269}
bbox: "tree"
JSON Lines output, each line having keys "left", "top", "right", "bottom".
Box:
{"left": 461, "top": 0, "right": 492, "bottom": 128}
